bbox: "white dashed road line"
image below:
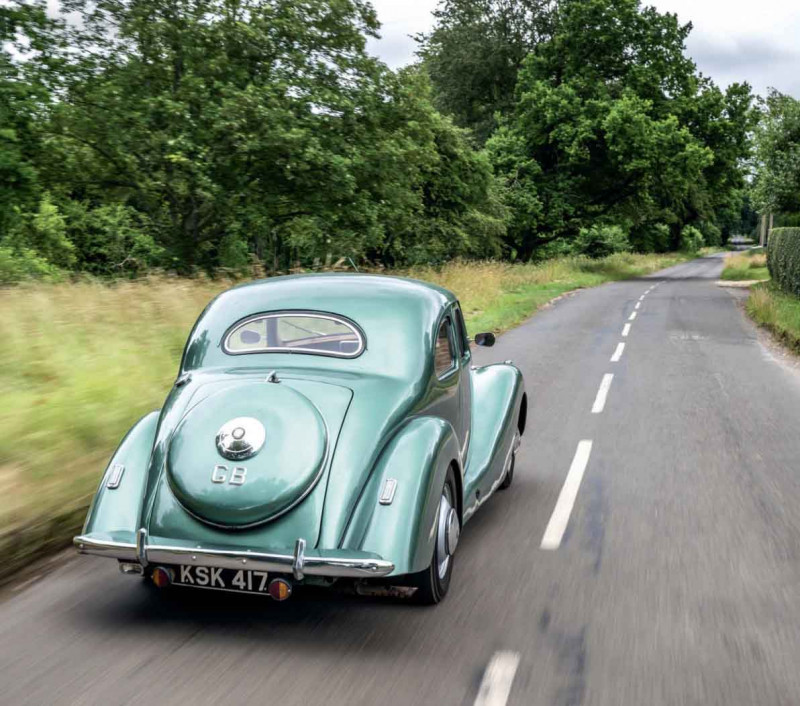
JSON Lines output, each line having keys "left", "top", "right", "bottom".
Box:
{"left": 622, "top": 323, "right": 631, "bottom": 337}
{"left": 628, "top": 311, "right": 637, "bottom": 321}
{"left": 610, "top": 342, "right": 625, "bottom": 362}
{"left": 591, "top": 373, "right": 614, "bottom": 413}
{"left": 474, "top": 651, "right": 521, "bottom": 706}
{"left": 541, "top": 440, "right": 594, "bottom": 550}
{"left": 639, "top": 295, "right": 645, "bottom": 301}
{"left": 635, "top": 302, "right": 641, "bottom": 309}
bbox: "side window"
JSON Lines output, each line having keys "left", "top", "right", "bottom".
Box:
{"left": 453, "top": 304, "right": 469, "bottom": 356}
{"left": 434, "top": 318, "right": 456, "bottom": 377}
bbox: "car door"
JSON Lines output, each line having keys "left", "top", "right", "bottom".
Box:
{"left": 452, "top": 303, "right": 472, "bottom": 462}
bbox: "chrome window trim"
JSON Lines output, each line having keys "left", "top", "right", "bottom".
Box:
{"left": 222, "top": 311, "right": 366, "bottom": 359}
{"left": 452, "top": 303, "right": 471, "bottom": 359}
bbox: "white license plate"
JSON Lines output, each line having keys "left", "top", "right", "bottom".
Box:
{"left": 172, "top": 565, "right": 270, "bottom": 594}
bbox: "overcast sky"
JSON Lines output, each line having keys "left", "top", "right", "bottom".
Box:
{"left": 366, "top": 0, "right": 800, "bottom": 98}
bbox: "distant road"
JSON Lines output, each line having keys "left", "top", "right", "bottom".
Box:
{"left": 3, "top": 253, "right": 800, "bottom": 705}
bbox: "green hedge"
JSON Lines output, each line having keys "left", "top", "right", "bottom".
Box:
{"left": 767, "top": 228, "right": 800, "bottom": 296}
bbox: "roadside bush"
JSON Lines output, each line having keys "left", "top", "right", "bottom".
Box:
{"left": 630, "top": 222, "right": 670, "bottom": 253}
{"left": 573, "top": 224, "right": 630, "bottom": 259}
{"left": 679, "top": 225, "right": 705, "bottom": 252}
{"left": 774, "top": 213, "right": 800, "bottom": 228}
{"left": 767, "top": 227, "right": 800, "bottom": 296}
{"left": 65, "top": 202, "right": 165, "bottom": 276}
{"left": 529, "top": 237, "right": 575, "bottom": 262}
{"left": 699, "top": 221, "right": 722, "bottom": 247}
{"left": 0, "top": 247, "right": 62, "bottom": 285}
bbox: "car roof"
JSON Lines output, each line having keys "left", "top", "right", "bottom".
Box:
{"left": 228, "top": 272, "right": 456, "bottom": 309}
{"left": 180, "top": 273, "right": 458, "bottom": 378}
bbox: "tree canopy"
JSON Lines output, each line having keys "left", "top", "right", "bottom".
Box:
{"left": 0, "top": 0, "right": 758, "bottom": 281}
{"left": 752, "top": 91, "right": 800, "bottom": 215}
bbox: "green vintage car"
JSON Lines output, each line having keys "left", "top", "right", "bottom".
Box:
{"left": 75, "top": 274, "right": 526, "bottom": 604}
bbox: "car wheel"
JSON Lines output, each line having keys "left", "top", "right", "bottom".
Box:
{"left": 410, "top": 466, "right": 459, "bottom": 605}
{"left": 499, "top": 430, "right": 521, "bottom": 490}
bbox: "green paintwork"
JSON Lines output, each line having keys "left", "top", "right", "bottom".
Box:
{"left": 82, "top": 274, "right": 526, "bottom": 578}
{"left": 167, "top": 382, "right": 329, "bottom": 526}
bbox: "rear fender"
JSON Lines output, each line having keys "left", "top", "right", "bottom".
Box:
{"left": 463, "top": 364, "right": 525, "bottom": 519}
{"left": 341, "top": 417, "right": 460, "bottom": 577}
{"left": 82, "top": 411, "right": 160, "bottom": 538}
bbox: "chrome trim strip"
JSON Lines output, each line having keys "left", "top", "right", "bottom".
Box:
{"left": 74, "top": 535, "right": 394, "bottom": 578}
{"left": 379, "top": 478, "right": 398, "bottom": 505}
{"left": 459, "top": 430, "right": 470, "bottom": 460}
{"left": 106, "top": 464, "right": 125, "bottom": 489}
{"left": 293, "top": 538, "right": 306, "bottom": 580}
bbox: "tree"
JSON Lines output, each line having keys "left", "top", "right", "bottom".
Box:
{"left": 752, "top": 91, "right": 800, "bottom": 215}
{"left": 0, "top": 1, "right": 60, "bottom": 239}
{"left": 46, "top": 0, "right": 388, "bottom": 270}
{"left": 418, "top": 0, "right": 556, "bottom": 143}
{"left": 14, "top": 0, "right": 506, "bottom": 273}
{"left": 486, "top": 0, "right": 751, "bottom": 256}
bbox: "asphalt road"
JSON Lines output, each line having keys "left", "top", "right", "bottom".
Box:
{"left": 3, "top": 253, "right": 800, "bottom": 706}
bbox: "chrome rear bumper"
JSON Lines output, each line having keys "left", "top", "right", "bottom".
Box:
{"left": 74, "top": 531, "right": 395, "bottom": 579}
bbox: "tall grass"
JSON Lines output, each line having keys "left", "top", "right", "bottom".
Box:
{"left": 0, "top": 252, "right": 692, "bottom": 531}
{"left": 747, "top": 283, "right": 800, "bottom": 352}
{"left": 0, "top": 277, "right": 230, "bottom": 525}
{"left": 408, "top": 252, "right": 692, "bottom": 333}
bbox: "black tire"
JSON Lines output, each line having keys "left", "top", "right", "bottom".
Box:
{"left": 410, "top": 466, "right": 458, "bottom": 605}
{"left": 499, "top": 453, "right": 515, "bottom": 490}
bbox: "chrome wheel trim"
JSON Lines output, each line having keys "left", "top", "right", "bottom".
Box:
{"left": 445, "top": 507, "right": 460, "bottom": 555}
{"left": 436, "top": 484, "right": 457, "bottom": 580}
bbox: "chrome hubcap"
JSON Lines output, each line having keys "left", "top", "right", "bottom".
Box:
{"left": 445, "top": 507, "right": 460, "bottom": 555}
{"left": 436, "top": 485, "right": 459, "bottom": 579}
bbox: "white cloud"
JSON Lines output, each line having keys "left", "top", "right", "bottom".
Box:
{"left": 367, "top": 0, "right": 800, "bottom": 97}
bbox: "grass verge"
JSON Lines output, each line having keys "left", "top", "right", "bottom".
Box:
{"left": 746, "top": 283, "right": 800, "bottom": 353}
{"left": 408, "top": 252, "right": 694, "bottom": 333}
{"left": 0, "top": 251, "right": 695, "bottom": 578}
{"left": 721, "top": 250, "right": 769, "bottom": 282}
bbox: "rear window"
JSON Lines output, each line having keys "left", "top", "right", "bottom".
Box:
{"left": 224, "top": 312, "right": 364, "bottom": 358}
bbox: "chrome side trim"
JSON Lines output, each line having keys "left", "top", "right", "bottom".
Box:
{"left": 379, "top": 478, "right": 398, "bottom": 505}
{"left": 73, "top": 535, "right": 394, "bottom": 578}
{"left": 460, "top": 430, "right": 470, "bottom": 460}
{"left": 293, "top": 538, "right": 306, "bottom": 580}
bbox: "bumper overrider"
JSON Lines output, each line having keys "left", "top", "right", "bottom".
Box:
{"left": 74, "top": 530, "right": 395, "bottom": 580}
